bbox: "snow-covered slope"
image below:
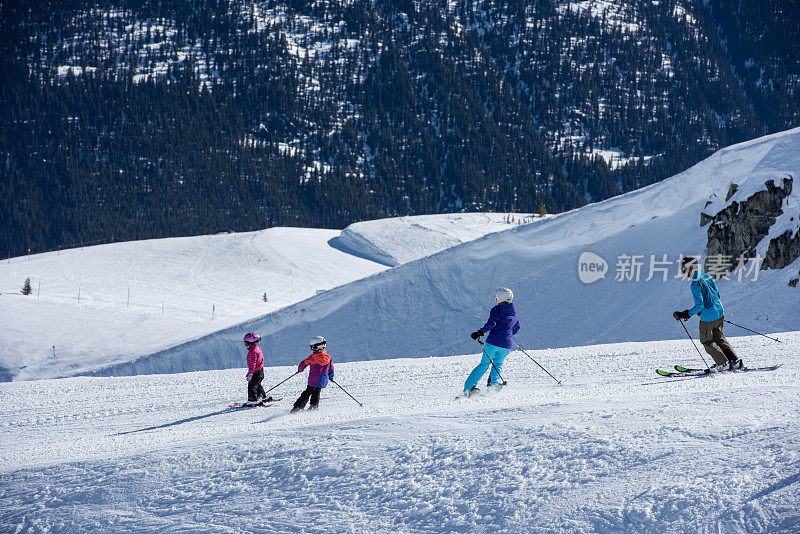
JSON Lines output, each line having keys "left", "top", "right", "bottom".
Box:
{"left": 0, "top": 214, "right": 526, "bottom": 381}
{"left": 119, "top": 128, "right": 800, "bottom": 378}
{"left": 0, "top": 228, "right": 387, "bottom": 381}
{"left": 1, "top": 334, "right": 798, "bottom": 532}
{"left": 331, "top": 212, "right": 538, "bottom": 266}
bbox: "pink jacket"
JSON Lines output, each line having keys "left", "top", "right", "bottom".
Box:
{"left": 247, "top": 346, "right": 264, "bottom": 373}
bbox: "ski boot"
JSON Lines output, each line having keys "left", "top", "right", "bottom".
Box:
{"left": 487, "top": 381, "right": 505, "bottom": 392}
{"left": 708, "top": 362, "right": 727, "bottom": 373}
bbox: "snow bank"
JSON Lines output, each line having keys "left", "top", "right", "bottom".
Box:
{"left": 331, "top": 212, "right": 535, "bottom": 266}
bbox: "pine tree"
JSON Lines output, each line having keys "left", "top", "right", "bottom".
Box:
{"left": 22, "top": 277, "right": 32, "bottom": 295}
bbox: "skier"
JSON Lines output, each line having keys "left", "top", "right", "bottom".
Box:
{"left": 465, "top": 287, "right": 520, "bottom": 396}
{"left": 673, "top": 256, "right": 743, "bottom": 371}
{"left": 243, "top": 332, "right": 268, "bottom": 405}
{"left": 291, "top": 336, "right": 334, "bottom": 412}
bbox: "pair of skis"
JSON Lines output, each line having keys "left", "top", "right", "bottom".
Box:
{"left": 456, "top": 384, "right": 505, "bottom": 400}
{"left": 655, "top": 364, "right": 781, "bottom": 378}
{"left": 227, "top": 397, "right": 283, "bottom": 409}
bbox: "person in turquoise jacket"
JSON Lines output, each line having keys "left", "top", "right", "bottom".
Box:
{"left": 673, "top": 256, "right": 742, "bottom": 370}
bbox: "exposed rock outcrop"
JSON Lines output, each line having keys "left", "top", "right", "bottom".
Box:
{"left": 704, "top": 177, "right": 793, "bottom": 275}
{"left": 764, "top": 228, "right": 800, "bottom": 270}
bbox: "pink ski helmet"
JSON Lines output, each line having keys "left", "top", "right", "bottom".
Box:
{"left": 243, "top": 332, "right": 261, "bottom": 344}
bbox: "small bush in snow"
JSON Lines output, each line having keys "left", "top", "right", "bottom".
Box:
{"left": 538, "top": 202, "right": 548, "bottom": 217}
{"left": 22, "top": 277, "right": 32, "bottom": 295}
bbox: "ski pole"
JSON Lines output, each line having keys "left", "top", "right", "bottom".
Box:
{"left": 512, "top": 342, "right": 562, "bottom": 385}
{"left": 263, "top": 370, "right": 302, "bottom": 395}
{"left": 477, "top": 340, "right": 508, "bottom": 385}
{"left": 678, "top": 319, "right": 711, "bottom": 370}
{"left": 724, "top": 320, "right": 781, "bottom": 343}
{"left": 331, "top": 379, "right": 363, "bottom": 406}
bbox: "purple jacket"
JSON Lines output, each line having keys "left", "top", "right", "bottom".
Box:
{"left": 299, "top": 351, "right": 334, "bottom": 388}
{"left": 481, "top": 303, "right": 520, "bottom": 349}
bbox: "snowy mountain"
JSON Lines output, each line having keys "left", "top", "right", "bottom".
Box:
{"left": 116, "top": 128, "right": 800, "bottom": 378}
{"left": 1, "top": 333, "right": 798, "bottom": 532}
{"left": 0, "top": 212, "right": 520, "bottom": 381}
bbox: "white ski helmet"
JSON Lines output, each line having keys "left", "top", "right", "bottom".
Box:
{"left": 309, "top": 336, "right": 327, "bottom": 351}
{"left": 494, "top": 287, "right": 514, "bottom": 303}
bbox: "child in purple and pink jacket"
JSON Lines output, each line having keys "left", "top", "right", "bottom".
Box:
{"left": 291, "top": 336, "right": 334, "bottom": 412}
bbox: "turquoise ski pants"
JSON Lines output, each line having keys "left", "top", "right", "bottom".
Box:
{"left": 464, "top": 343, "right": 511, "bottom": 391}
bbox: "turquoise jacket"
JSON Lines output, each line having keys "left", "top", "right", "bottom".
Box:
{"left": 687, "top": 271, "right": 725, "bottom": 322}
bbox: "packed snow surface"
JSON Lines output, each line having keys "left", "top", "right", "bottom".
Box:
{"left": 1, "top": 333, "right": 798, "bottom": 532}
{"left": 0, "top": 214, "right": 526, "bottom": 381}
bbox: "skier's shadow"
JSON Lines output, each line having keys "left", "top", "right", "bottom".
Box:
{"left": 114, "top": 409, "right": 232, "bottom": 436}
{"left": 254, "top": 412, "right": 289, "bottom": 424}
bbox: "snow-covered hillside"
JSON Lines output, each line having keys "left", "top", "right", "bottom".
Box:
{"left": 0, "top": 214, "right": 525, "bottom": 381}
{"left": 0, "top": 228, "right": 384, "bottom": 381}
{"left": 331, "top": 212, "right": 539, "bottom": 266}
{"left": 1, "top": 334, "right": 798, "bottom": 532}
{"left": 123, "top": 128, "right": 800, "bottom": 378}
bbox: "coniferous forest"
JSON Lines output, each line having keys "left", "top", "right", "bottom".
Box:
{"left": 1, "top": 0, "right": 798, "bottom": 257}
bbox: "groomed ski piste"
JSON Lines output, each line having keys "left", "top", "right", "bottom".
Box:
{"left": 1, "top": 332, "right": 799, "bottom": 533}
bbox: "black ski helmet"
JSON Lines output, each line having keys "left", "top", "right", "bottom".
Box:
{"left": 680, "top": 256, "right": 699, "bottom": 273}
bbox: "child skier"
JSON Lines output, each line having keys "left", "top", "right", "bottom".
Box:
{"left": 465, "top": 287, "right": 520, "bottom": 396}
{"left": 243, "top": 332, "right": 267, "bottom": 405}
{"left": 291, "top": 336, "right": 334, "bottom": 412}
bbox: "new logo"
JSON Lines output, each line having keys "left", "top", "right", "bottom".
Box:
{"left": 578, "top": 252, "right": 608, "bottom": 284}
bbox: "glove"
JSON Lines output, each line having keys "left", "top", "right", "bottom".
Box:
{"left": 673, "top": 310, "right": 691, "bottom": 321}
{"left": 470, "top": 330, "right": 483, "bottom": 340}
{"left": 246, "top": 371, "right": 253, "bottom": 381}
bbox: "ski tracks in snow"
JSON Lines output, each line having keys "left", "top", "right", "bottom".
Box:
{"left": 1, "top": 334, "right": 799, "bottom": 533}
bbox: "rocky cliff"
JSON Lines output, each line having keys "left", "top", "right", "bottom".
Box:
{"left": 702, "top": 176, "right": 798, "bottom": 277}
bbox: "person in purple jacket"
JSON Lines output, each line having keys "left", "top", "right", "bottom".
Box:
{"left": 465, "top": 287, "right": 520, "bottom": 396}
{"left": 291, "top": 336, "right": 335, "bottom": 412}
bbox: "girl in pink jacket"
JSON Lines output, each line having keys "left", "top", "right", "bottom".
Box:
{"left": 243, "top": 332, "right": 267, "bottom": 405}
